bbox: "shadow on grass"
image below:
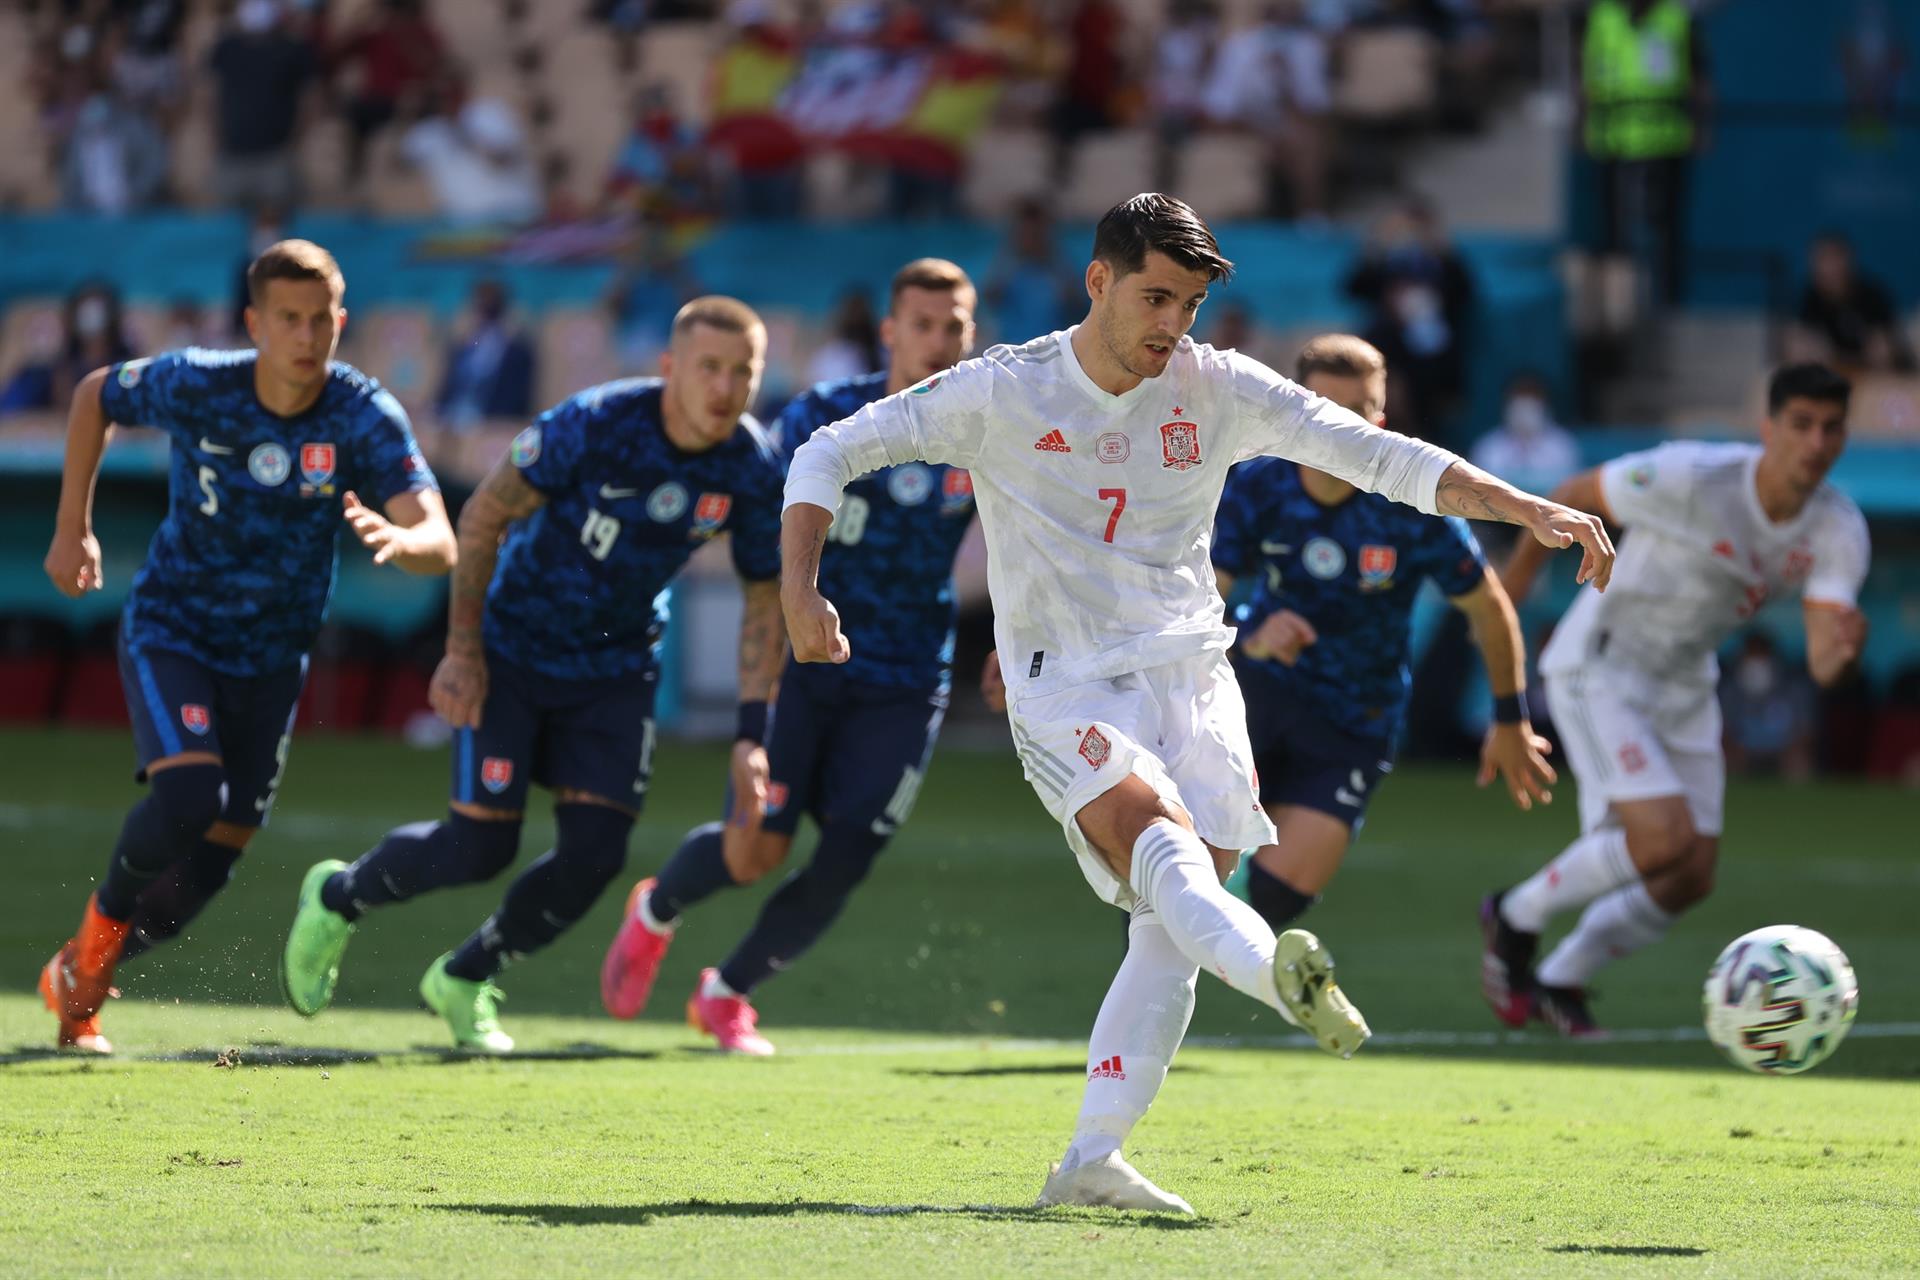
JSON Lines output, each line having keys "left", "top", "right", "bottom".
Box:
{"left": 1547, "top": 1245, "right": 1708, "bottom": 1258}
{"left": 0, "top": 1042, "right": 661, "bottom": 1068}
{"left": 432, "top": 1200, "right": 1210, "bottom": 1229}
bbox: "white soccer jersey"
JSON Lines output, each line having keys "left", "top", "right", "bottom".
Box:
{"left": 785, "top": 328, "right": 1460, "bottom": 697}
{"left": 1541, "top": 440, "right": 1870, "bottom": 687}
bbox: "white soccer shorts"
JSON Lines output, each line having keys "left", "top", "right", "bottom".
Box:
{"left": 1546, "top": 663, "right": 1725, "bottom": 837}
{"left": 1005, "top": 649, "right": 1277, "bottom": 910}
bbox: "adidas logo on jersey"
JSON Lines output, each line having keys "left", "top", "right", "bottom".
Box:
{"left": 1033, "top": 429, "right": 1071, "bottom": 453}
{"left": 1090, "top": 1055, "right": 1126, "bottom": 1080}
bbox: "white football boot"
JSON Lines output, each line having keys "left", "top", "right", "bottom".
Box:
{"left": 1273, "top": 928, "right": 1371, "bottom": 1059}
{"left": 1035, "top": 1150, "right": 1195, "bottom": 1215}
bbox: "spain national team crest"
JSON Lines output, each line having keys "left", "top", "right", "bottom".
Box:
{"left": 1078, "top": 726, "right": 1112, "bottom": 769}
{"left": 179, "top": 704, "right": 210, "bottom": 736}
{"left": 941, "top": 468, "right": 974, "bottom": 513}
{"left": 481, "top": 757, "right": 515, "bottom": 794}
{"left": 690, "top": 492, "right": 732, "bottom": 538}
{"left": 1358, "top": 544, "right": 1398, "bottom": 590}
{"left": 1784, "top": 548, "right": 1814, "bottom": 582}
{"left": 1160, "top": 421, "right": 1201, "bottom": 471}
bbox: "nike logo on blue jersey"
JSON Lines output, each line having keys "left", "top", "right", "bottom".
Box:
{"left": 1260, "top": 540, "right": 1292, "bottom": 555}
{"left": 600, "top": 485, "right": 639, "bottom": 499}
{"left": 198, "top": 437, "right": 234, "bottom": 455}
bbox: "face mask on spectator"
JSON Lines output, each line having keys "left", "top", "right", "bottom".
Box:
{"left": 1505, "top": 394, "right": 1548, "bottom": 436}
{"left": 1737, "top": 655, "right": 1777, "bottom": 699}
{"left": 75, "top": 297, "right": 110, "bottom": 340}
{"left": 62, "top": 24, "right": 95, "bottom": 61}
{"left": 238, "top": 0, "right": 279, "bottom": 34}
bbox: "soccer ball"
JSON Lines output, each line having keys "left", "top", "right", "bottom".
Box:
{"left": 1702, "top": 925, "right": 1858, "bottom": 1076}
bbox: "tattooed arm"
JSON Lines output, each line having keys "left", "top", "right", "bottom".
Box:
{"left": 429, "top": 456, "right": 547, "bottom": 729}
{"left": 736, "top": 577, "right": 787, "bottom": 704}
{"left": 1434, "top": 460, "right": 1615, "bottom": 592}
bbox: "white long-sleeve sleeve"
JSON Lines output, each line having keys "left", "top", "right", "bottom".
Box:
{"left": 1224, "top": 350, "right": 1459, "bottom": 515}
{"left": 784, "top": 363, "right": 992, "bottom": 516}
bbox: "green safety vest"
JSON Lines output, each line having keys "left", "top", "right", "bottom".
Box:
{"left": 1583, "top": 0, "right": 1694, "bottom": 160}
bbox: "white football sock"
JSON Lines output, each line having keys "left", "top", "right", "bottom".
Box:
{"left": 1500, "top": 829, "right": 1638, "bottom": 934}
{"left": 637, "top": 885, "right": 676, "bottom": 935}
{"left": 1535, "top": 882, "right": 1675, "bottom": 988}
{"left": 1063, "top": 906, "right": 1198, "bottom": 1170}
{"left": 1128, "top": 820, "right": 1283, "bottom": 1013}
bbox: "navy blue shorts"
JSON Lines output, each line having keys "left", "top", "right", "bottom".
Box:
{"left": 1237, "top": 658, "right": 1395, "bottom": 832}
{"left": 760, "top": 659, "right": 947, "bottom": 838}
{"left": 452, "top": 651, "right": 658, "bottom": 813}
{"left": 118, "top": 632, "right": 307, "bottom": 828}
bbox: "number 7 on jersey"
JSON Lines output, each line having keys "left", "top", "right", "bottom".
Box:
{"left": 1098, "top": 488, "right": 1127, "bottom": 543}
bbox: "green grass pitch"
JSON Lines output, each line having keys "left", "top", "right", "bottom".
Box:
{"left": 1, "top": 728, "right": 1916, "bottom": 1277}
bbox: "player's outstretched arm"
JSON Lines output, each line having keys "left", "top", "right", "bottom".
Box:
{"left": 341, "top": 488, "right": 457, "bottom": 574}
{"left": 44, "top": 366, "right": 113, "bottom": 598}
{"left": 1453, "top": 574, "right": 1557, "bottom": 810}
{"left": 429, "top": 457, "right": 546, "bottom": 728}
{"left": 1495, "top": 467, "right": 1606, "bottom": 601}
{"left": 1435, "top": 461, "right": 1615, "bottom": 592}
{"left": 780, "top": 502, "right": 849, "bottom": 665}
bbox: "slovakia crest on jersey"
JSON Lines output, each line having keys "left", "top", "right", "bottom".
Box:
{"left": 180, "top": 704, "right": 210, "bottom": 735}
{"left": 300, "top": 443, "right": 336, "bottom": 485}
{"left": 1358, "top": 544, "right": 1397, "bottom": 589}
{"left": 691, "top": 492, "right": 731, "bottom": 538}
{"left": 763, "top": 782, "right": 789, "bottom": 815}
{"left": 481, "top": 757, "right": 515, "bottom": 793}
{"left": 941, "top": 468, "right": 974, "bottom": 513}
{"left": 1160, "top": 421, "right": 1201, "bottom": 471}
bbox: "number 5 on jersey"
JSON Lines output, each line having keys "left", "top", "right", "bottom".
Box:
{"left": 1098, "top": 488, "right": 1127, "bottom": 543}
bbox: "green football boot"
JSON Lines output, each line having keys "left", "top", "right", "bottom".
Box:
{"left": 419, "top": 953, "right": 514, "bottom": 1054}
{"left": 281, "top": 860, "right": 355, "bottom": 1017}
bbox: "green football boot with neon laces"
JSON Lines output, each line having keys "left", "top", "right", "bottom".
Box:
{"left": 419, "top": 952, "right": 514, "bottom": 1054}
{"left": 281, "top": 860, "right": 355, "bottom": 1017}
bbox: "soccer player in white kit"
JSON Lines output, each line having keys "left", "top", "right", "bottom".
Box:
{"left": 1482, "top": 364, "right": 1869, "bottom": 1037}
{"left": 781, "top": 195, "right": 1615, "bottom": 1213}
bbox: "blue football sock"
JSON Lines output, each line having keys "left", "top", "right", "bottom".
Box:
{"left": 718, "top": 822, "right": 887, "bottom": 995}
{"left": 649, "top": 821, "right": 734, "bottom": 925}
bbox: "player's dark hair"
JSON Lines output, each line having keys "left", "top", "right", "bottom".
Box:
{"left": 1767, "top": 363, "right": 1850, "bottom": 415}
{"left": 672, "top": 295, "right": 765, "bottom": 342}
{"left": 1296, "top": 334, "right": 1386, "bottom": 384}
{"left": 1091, "top": 193, "right": 1234, "bottom": 283}
{"left": 890, "top": 258, "right": 976, "bottom": 311}
{"left": 246, "top": 239, "right": 345, "bottom": 304}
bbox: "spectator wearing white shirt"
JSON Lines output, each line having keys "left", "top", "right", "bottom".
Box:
{"left": 1469, "top": 374, "right": 1582, "bottom": 505}
{"left": 1150, "top": 0, "right": 1220, "bottom": 189}
{"left": 401, "top": 97, "right": 542, "bottom": 225}
{"left": 1200, "top": 1, "right": 1330, "bottom": 219}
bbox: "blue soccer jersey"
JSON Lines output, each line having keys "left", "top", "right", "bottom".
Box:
{"left": 100, "top": 348, "right": 436, "bottom": 677}
{"left": 1213, "top": 456, "right": 1487, "bottom": 744}
{"left": 778, "top": 372, "right": 977, "bottom": 691}
{"left": 484, "top": 378, "right": 784, "bottom": 681}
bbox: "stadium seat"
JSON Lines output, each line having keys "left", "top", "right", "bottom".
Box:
{"left": 1334, "top": 29, "right": 1439, "bottom": 123}
{"left": 349, "top": 307, "right": 443, "bottom": 412}
{"left": 365, "top": 131, "right": 442, "bottom": 218}
{"left": 1058, "top": 129, "right": 1153, "bottom": 222}
{"left": 1175, "top": 134, "right": 1266, "bottom": 222}
{"left": 298, "top": 117, "right": 353, "bottom": 208}
{"left": 960, "top": 128, "right": 1052, "bottom": 220}
{"left": 536, "top": 308, "right": 621, "bottom": 410}
{"left": 1848, "top": 375, "right": 1920, "bottom": 440}
{"left": 636, "top": 24, "right": 722, "bottom": 128}
{"left": 0, "top": 300, "right": 64, "bottom": 387}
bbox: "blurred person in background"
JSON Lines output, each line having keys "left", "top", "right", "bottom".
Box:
{"left": 435, "top": 280, "right": 538, "bottom": 432}
{"left": 1788, "top": 232, "right": 1915, "bottom": 375}
{"left": 401, "top": 95, "right": 543, "bottom": 225}
{"left": 1149, "top": 0, "right": 1220, "bottom": 190}
{"left": 1345, "top": 195, "right": 1475, "bottom": 442}
{"left": 983, "top": 198, "right": 1079, "bottom": 344}
{"left": 1050, "top": 0, "right": 1127, "bottom": 155}
{"left": 1577, "top": 0, "right": 1711, "bottom": 307}
{"left": 60, "top": 87, "right": 169, "bottom": 215}
{"left": 1470, "top": 373, "right": 1582, "bottom": 524}
{"left": 1720, "top": 631, "right": 1817, "bottom": 781}
{"left": 603, "top": 85, "right": 712, "bottom": 220}
{"left": 605, "top": 224, "right": 703, "bottom": 369}
{"left": 1202, "top": 1, "right": 1331, "bottom": 220}
{"left": 107, "top": 0, "right": 189, "bottom": 124}
{"left": 807, "top": 287, "right": 884, "bottom": 384}
{"left": 331, "top": 0, "right": 448, "bottom": 186}
{"left": 208, "top": 0, "right": 322, "bottom": 211}
{"left": 0, "top": 281, "right": 137, "bottom": 414}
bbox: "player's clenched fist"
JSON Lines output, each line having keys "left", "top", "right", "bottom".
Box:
{"left": 783, "top": 587, "right": 850, "bottom": 664}
{"left": 1524, "top": 500, "right": 1615, "bottom": 592}
{"left": 1241, "top": 608, "right": 1318, "bottom": 666}
{"left": 430, "top": 650, "right": 488, "bottom": 729}
{"left": 44, "top": 528, "right": 104, "bottom": 598}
